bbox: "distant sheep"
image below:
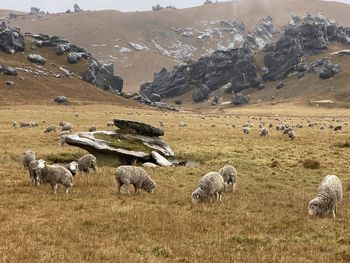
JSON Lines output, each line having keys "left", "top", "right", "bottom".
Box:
{"left": 23, "top": 150, "right": 35, "bottom": 168}
{"left": 308, "top": 175, "right": 342, "bottom": 218}
{"left": 191, "top": 172, "right": 225, "bottom": 203}
{"left": 115, "top": 166, "right": 156, "bottom": 194}
{"left": 276, "top": 124, "right": 285, "bottom": 130}
{"left": 287, "top": 130, "right": 295, "bottom": 140}
{"left": 61, "top": 123, "right": 72, "bottom": 133}
{"left": 78, "top": 154, "right": 97, "bottom": 174}
{"left": 259, "top": 127, "right": 269, "bottom": 136}
{"left": 44, "top": 125, "right": 56, "bottom": 133}
{"left": 243, "top": 127, "right": 250, "bottom": 134}
{"left": 35, "top": 160, "right": 73, "bottom": 194}
{"left": 218, "top": 165, "right": 238, "bottom": 192}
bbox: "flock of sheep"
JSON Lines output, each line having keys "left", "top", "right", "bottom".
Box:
{"left": 22, "top": 148, "right": 343, "bottom": 218}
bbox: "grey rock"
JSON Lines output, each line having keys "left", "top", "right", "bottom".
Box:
{"left": 5, "top": 80, "right": 15, "bottom": 85}
{"left": 54, "top": 96, "right": 69, "bottom": 104}
{"left": 0, "top": 65, "right": 17, "bottom": 76}
{"left": 151, "top": 151, "right": 172, "bottom": 167}
{"left": 67, "top": 52, "right": 87, "bottom": 64}
{"left": 28, "top": 54, "right": 46, "bottom": 65}
{"left": 192, "top": 84, "right": 210, "bottom": 102}
{"left": 114, "top": 119, "right": 165, "bottom": 137}
{"left": 231, "top": 94, "right": 249, "bottom": 105}
{"left": 0, "top": 22, "right": 25, "bottom": 54}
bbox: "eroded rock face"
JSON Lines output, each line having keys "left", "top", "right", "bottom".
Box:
{"left": 0, "top": 22, "right": 25, "bottom": 54}
{"left": 140, "top": 43, "right": 260, "bottom": 101}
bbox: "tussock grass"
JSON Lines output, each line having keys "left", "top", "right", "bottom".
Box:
{"left": 0, "top": 104, "right": 350, "bottom": 262}
{"left": 302, "top": 159, "right": 321, "bottom": 169}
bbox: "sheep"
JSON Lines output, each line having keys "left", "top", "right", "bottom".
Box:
{"left": 334, "top": 126, "right": 342, "bottom": 131}
{"left": 61, "top": 123, "right": 72, "bottom": 133}
{"left": 35, "top": 160, "right": 73, "bottom": 194}
{"left": 259, "top": 127, "right": 269, "bottom": 136}
{"left": 107, "top": 121, "right": 114, "bottom": 127}
{"left": 287, "top": 130, "right": 295, "bottom": 140}
{"left": 242, "top": 127, "right": 250, "bottom": 134}
{"left": 44, "top": 125, "right": 56, "bottom": 133}
{"left": 283, "top": 127, "right": 293, "bottom": 135}
{"left": 308, "top": 175, "right": 343, "bottom": 218}
{"left": 276, "top": 124, "right": 285, "bottom": 130}
{"left": 78, "top": 154, "right": 97, "bottom": 174}
{"left": 59, "top": 121, "right": 66, "bottom": 127}
{"left": 218, "top": 165, "right": 238, "bottom": 192}
{"left": 115, "top": 166, "right": 156, "bottom": 194}
{"left": 53, "top": 161, "right": 79, "bottom": 176}
{"left": 23, "top": 150, "right": 35, "bottom": 168}
{"left": 191, "top": 172, "right": 225, "bottom": 204}
{"left": 58, "top": 135, "right": 68, "bottom": 146}
{"left": 27, "top": 159, "right": 44, "bottom": 185}
{"left": 88, "top": 125, "right": 97, "bottom": 132}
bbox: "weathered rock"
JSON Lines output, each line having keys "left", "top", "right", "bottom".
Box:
{"left": 114, "top": 119, "right": 164, "bottom": 137}
{"left": 56, "top": 44, "right": 71, "bottom": 55}
{"left": 211, "top": 96, "right": 219, "bottom": 105}
{"left": 192, "top": 84, "right": 210, "bottom": 102}
{"left": 0, "top": 22, "right": 25, "bottom": 54}
{"left": 150, "top": 93, "right": 161, "bottom": 102}
{"left": 231, "top": 94, "right": 249, "bottom": 105}
{"left": 0, "top": 65, "right": 17, "bottom": 76}
{"left": 151, "top": 151, "right": 172, "bottom": 167}
{"left": 5, "top": 80, "right": 15, "bottom": 85}
{"left": 174, "top": 100, "right": 182, "bottom": 105}
{"left": 67, "top": 52, "right": 87, "bottom": 64}
{"left": 74, "top": 4, "right": 83, "bottom": 12}
{"left": 54, "top": 96, "right": 69, "bottom": 104}
{"left": 276, "top": 82, "right": 284, "bottom": 89}
{"left": 319, "top": 60, "right": 341, "bottom": 79}
{"left": 143, "top": 162, "right": 158, "bottom": 168}
{"left": 28, "top": 54, "right": 46, "bottom": 65}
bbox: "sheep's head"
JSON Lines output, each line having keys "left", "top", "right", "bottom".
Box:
{"left": 35, "top": 159, "right": 47, "bottom": 179}
{"left": 308, "top": 198, "right": 325, "bottom": 216}
{"left": 69, "top": 161, "right": 79, "bottom": 175}
{"left": 143, "top": 179, "right": 156, "bottom": 193}
{"left": 191, "top": 189, "right": 202, "bottom": 204}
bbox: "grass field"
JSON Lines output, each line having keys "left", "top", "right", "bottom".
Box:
{"left": 0, "top": 104, "right": 350, "bottom": 262}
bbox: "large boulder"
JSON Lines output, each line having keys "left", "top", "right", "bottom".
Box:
{"left": 67, "top": 52, "right": 87, "bottom": 64}
{"left": 27, "top": 54, "right": 46, "bottom": 65}
{"left": 192, "top": 84, "right": 210, "bottom": 102}
{"left": 231, "top": 94, "right": 249, "bottom": 105}
{"left": 319, "top": 59, "right": 341, "bottom": 79}
{"left": 0, "top": 65, "right": 17, "bottom": 76}
{"left": 114, "top": 119, "right": 164, "bottom": 137}
{"left": 0, "top": 22, "right": 25, "bottom": 54}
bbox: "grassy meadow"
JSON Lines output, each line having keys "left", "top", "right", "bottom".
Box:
{"left": 0, "top": 104, "right": 350, "bottom": 262}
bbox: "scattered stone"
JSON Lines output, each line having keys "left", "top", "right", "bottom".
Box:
{"left": 54, "top": 96, "right": 69, "bottom": 104}
{"left": 231, "top": 94, "right": 249, "bottom": 105}
{"left": 276, "top": 82, "right": 284, "bottom": 89}
{"left": 27, "top": 54, "right": 46, "bottom": 65}
{"left": 0, "top": 65, "right": 17, "bottom": 76}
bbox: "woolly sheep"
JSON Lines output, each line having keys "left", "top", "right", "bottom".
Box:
{"left": 58, "top": 135, "right": 68, "bottom": 146}
{"left": 27, "top": 159, "right": 44, "bottom": 185}
{"left": 287, "top": 130, "right": 295, "bottom": 140}
{"left": 259, "top": 127, "right": 269, "bottom": 136}
{"left": 276, "top": 124, "right": 285, "bottom": 130}
{"left": 61, "top": 123, "right": 72, "bottom": 133}
{"left": 23, "top": 150, "right": 35, "bottom": 168}
{"left": 191, "top": 172, "right": 225, "bottom": 204}
{"left": 35, "top": 160, "right": 73, "bottom": 194}
{"left": 308, "top": 175, "right": 343, "bottom": 218}
{"left": 283, "top": 127, "right": 293, "bottom": 135}
{"left": 218, "top": 165, "right": 238, "bottom": 192}
{"left": 115, "top": 166, "right": 156, "bottom": 194}
{"left": 44, "top": 125, "right": 56, "bottom": 133}
{"left": 53, "top": 161, "right": 79, "bottom": 176}
{"left": 243, "top": 127, "right": 250, "bottom": 134}
{"left": 78, "top": 154, "right": 97, "bottom": 174}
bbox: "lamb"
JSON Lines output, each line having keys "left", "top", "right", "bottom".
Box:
{"left": 27, "top": 159, "right": 44, "bottom": 185}
{"left": 78, "top": 154, "right": 97, "bottom": 174}
{"left": 44, "top": 125, "right": 56, "bottom": 133}
{"left": 191, "top": 172, "right": 225, "bottom": 204}
{"left": 35, "top": 160, "right": 73, "bottom": 194}
{"left": 88, "top": 125, "right": 97, "bottom": 132}
{"left": 115, "top": 166, "right": 156, "bottom": 194}
{"left": 61, "top": 123, "right": 72, "bottom": 133}
{"left": 259, "top": 127, "right": 269, "bottom": 136}
{"left": 23, "top": 150, "right": 35, "bottom": 168}
{"left": 53, "top": 161, "right": 79, "bottom": 176}
{"left": 218, "top": 165, "right": 238, "bottom": 192}
{"left": 308, "top": 175, "right": 343, "bottom": 218}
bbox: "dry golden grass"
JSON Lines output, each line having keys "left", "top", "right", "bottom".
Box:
{"left": 1, "top": 104, "right": 350, "bottom": 262}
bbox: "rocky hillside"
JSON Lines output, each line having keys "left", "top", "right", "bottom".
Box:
{"left": 0, "top": 21, "right": 135, "bottom": 106}
{"left": 3, "top": 0, "right": 350, "bottom": 93}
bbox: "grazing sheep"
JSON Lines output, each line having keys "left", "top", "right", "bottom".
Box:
{"left": 78, "top": 154, "right": 97, "bottom": 174}
{"left": 334, "top": 126, "right": 342, "bottom": 131}
{"left": 259, "top": 127, "right": 269, "bottom": 136}
{"left": 28, "top": 159, "right": 44, "bottom": 185}
{"left": 115, "top": 166, "right": 156, "bottom": 194}
{"left": 88, "top": 125, "right": 97, "bottom": 132}
{"left": 61, "top": 123, "right": 72, "bottom": 133}
{"left": 283, "top": 127, "right": 293, "bottom": 135}
{"left": 23, "top": 150, "right": 35, "bottom": 168}
{"left": 276, "top": 124, "right": 285, "bottom": 131}
{"left": 35, "top": 160, "right": 73, "bottom": 194}
{"left": 308, "top": 175, "right": 343, "bottom": 218}
{"left": 107, "top": 121, "right": 114, "bottom": 127}
{"left": 44, "top": 125, "right": 56, "bottom": 133}
{"left": 53, "top": 161, "right": 79, "bottom": 176}
{"left": 191, "top": 172, "right": 225, "bottom": 204}
{"left": 287, "top": 130, "right": 295, "bottom": 140}
{"left": 243, "top": 127, "right": 250, "bottom": 134}
{"left": 218, "top": 165, "right": 238, "bottom": 192}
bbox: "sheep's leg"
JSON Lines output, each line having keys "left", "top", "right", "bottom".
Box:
{"left": 134, "top": 185, "right": 139, "bottom": 193}
{"left": 116, "top": 181, "right": 121, "bottom": 193}
{"left": 232, "top": 183, "right": 237, "bottom": 192}
{"left": 123, "top": 182, "right": 130, "bottom": 195}
{"left": 65, "top": 186, "right": 70, "bottom": 194}
{"left": 52, "top": 184, "right": 58, "bottom": 194}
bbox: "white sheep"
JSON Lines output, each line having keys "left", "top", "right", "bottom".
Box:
{"left": 288, "top": 130, "right": 295, "bottom": 140}
{"left": 44, "top": 125, "right": 56, "bottom": 133}
{"left": 308, "top": 175, "right": 343, "bottom": 218}
{"left": 53, "top": 161, "right": 79, "bottom": 176}
{"left": 218, "top": 165, "right": 238, "bottom": 192}
{"left": 27, "top": 159, "right": 44, "bottom": 185}
{"left": 23, "top": 150, "right": 35, "bottom": 168}
{"left": 191, "top": 172, "right": 225, "bottom": 204}
{"left": 78, "top": 154, "right": 97, "bottom": 174}
{"left": 259, "top": 127, "right": 269, "bottom": 136}
{"left": 115, "top": 166, "right": 156, "bottom": 194}
{"left": 35, "top": 160, "right": 74, "bottom": 194}
{"left": 61, "top": 123, "right": 73, "bottom": 133}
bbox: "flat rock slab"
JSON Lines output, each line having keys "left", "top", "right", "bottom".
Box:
{"left": 151, "top": 151, "right": 173, "bottom": 167}
{"left": 114, "top": 119, "right": 164, "bottom": 137}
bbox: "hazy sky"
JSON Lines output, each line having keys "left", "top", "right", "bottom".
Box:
{"left": 0, "top": 0, "right": 229, "bottom": 12}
